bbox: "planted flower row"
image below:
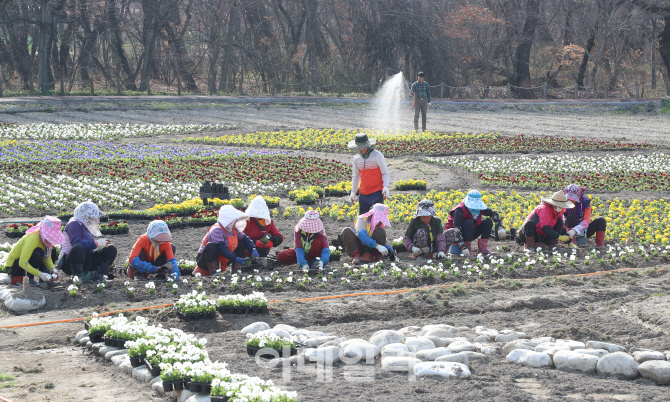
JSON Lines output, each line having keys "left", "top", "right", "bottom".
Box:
{"left": 0, "top": 151, "right": 348, "bottom": 184}
{"left": 316, "top": 190, "right": 670, "bottom": 245}
{"left": 393, "top": 179, "right": 427, "bottom": 191}
{"left": 0, "top": 123, "right": 226, "bottom": 140}
{"left": 81, "top": 314, "right": 297, "bottom": 400}
{"left": 0, "top": 173, "right": 198, "bottom": 217}
{"left": 183, "top": 129, "right": 652, "bottom": 156}
{"left": 427, "top": 153, "right": 670, "bottom": 191}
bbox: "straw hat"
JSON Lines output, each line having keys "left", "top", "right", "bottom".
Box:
{"left": 347, "top": 133, "right": 376, "bottom": 150}
{"left": 542, "top": 191, "right": 575, "bottom": 209}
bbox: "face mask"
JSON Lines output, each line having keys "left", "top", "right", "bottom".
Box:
{"left": 235, "top": 220, "right": 248, "bottom": 231}
{"left": 554, "top": 206, "right": 563, "bottom": 213}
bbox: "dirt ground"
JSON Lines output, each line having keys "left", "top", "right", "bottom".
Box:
{"left": 3, "top": 269, "right": 670, "bottom": 401}
{"left": 0, "top": 101, "right": 669, "bottom": 145}
{"left": 2, "top": 102, "right": 670, "bottom": 402}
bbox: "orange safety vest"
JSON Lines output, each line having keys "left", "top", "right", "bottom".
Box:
{"left": 359, "top": 168, "right": 383, "bottom": 195}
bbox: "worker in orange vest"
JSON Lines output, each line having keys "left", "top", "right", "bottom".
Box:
{"left": 348, "top": 133, "right": 390, "bottom": 214}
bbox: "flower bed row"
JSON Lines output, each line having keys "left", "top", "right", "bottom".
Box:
{"left": 0, "top": 123, "right": 225, "bottom": 140}
{"left": 183, "top": 129, "right": 652, "bottom": 156}
{"left": 427, "top": 153, "right": 670, "bottom": 191}
{"left": 0, "top": 148, "right": 348, "bottom": 184}
{"left": 318, "top": 190, "right": 670, "bottom": 245}
{"left": 81, "top": 314, "right": 297, "bottom": 400}
{"left": 393, "top": 179, "right": 427, "bottom": 191}
{"left": 173, "top": 291, "right": 270, "bottom": 321}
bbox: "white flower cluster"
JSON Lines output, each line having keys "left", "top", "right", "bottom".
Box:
{"left": 174, "top": 290, "right": 216, "bottom": 314}
{"left": 426, "top": 153, "right": 670, "bottom": 174}
{"left": 86, "top": 314, "right": 295, "bottom": 400}
{"left": 0, "top": 173, "right": 198, "bottom": 215}
{"left": 211, "top": 376, "right": 297, "bottom": 401}
{"left": 217, "top": 291, "right": 267, "bottom": 307}
{"left": 0, "top": 123, "right": 226, "bottom": 140}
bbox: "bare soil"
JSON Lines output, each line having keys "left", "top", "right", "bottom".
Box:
{"left": 0, "top": 102, "right": 668, "bottom": 144}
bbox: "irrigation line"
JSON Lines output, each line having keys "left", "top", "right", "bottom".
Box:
{"left": 0, "top": 265, "right": 654, "bottom": 330}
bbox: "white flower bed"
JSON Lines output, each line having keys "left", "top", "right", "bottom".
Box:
{"left": 0, "top": 123, "right": 229, "bottom": 140}
{"left": 426, "top": 153, "right": 670, "bottom": 174}
{"left": 0, "top": 173, "right": 198, "bottom": 214}
{"left": 79, "top": 313, "right": 298, "bottom": 400}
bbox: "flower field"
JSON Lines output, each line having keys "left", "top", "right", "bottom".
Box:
{"left": 184, "top": 129, "right": 653, "bottom": 156}
{"left": 427, "top": 153, "right": 670, "bottom": 191}
{"left": 0, "top": 123, "right": 228, "bottom": 140}
{"left": 0, "top": 142, "right": 349, "bottom": 183}
{"left": 317, "top": 190, "right": 670, "bottom": 246}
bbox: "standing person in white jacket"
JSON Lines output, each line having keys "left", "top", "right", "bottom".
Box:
{"left": 348, "top": 133, "right": 390, "bottom": 214}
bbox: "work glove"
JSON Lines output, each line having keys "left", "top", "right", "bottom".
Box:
{"left": 251, "top": 249, "right": 260, "bottom": 262}
{"left": 147, "top": 265, "right": 158, "bottom": 274}
{"left": 349, "top": 192, "right": 357, "bottom": 204}
{"left": 382, "top": 186, "right": 390, "bottom": 199}
{"left": 567, "top": 229, "right": 577, "bottom": 239}
{"left": 301, "top": 264, "right": 310, "bottom": 272}
{"left": 50, "top": 269, "right": 59, "bottom": 280}
{"left": 437, "top": 252, "right": 446, "bottom": 259}
{"left": 38, "top": 272, "right": 52, "bottom": 282}
{"left": 171, "top": 269, "right": 181, "bottom": 281}
{"left": 96, "top": 238, "right": 111, "bottom": 248}
{"left": 255, "top": 239, "right": 273, "bottom": 249}
{"left": 376, "top": 244, "right": 389, "bottom": 256}
{"left": 428, "top": 103, "right": 432, "bottom": 107}
{"left": 558, "top": 235, "right": 570, "bottom": 242}
{"left": 461, "top": 248, "right": 471, "bottom": 258}
{"left": 317, "top": 260, "right": 324, "bottom": 270}
{"left": 421, "top": 247, "right": 431, "bottom": 254}
{"left": 235, "top": 257, "right": 247, "bottom": 266}
{"left": 412, "top": 246, "right": 423, "bottom": 256}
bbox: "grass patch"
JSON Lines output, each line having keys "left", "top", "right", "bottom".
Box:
{"left": 649, "top": 292, "right": 668, "bottom": 298}
{"left": 0, "top": 373, "right": 16, "bottom": 388}
{"left": 13, "top": 365, "right": 44, "bottom": 374}
{"left": 449, "top": 282, "right": 467, "bottom": 297}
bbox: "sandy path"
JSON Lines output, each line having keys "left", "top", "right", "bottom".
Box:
{"left": 0, "top": 103, "right": 668, "bottom": 144}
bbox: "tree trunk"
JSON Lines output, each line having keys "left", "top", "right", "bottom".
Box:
{"left": 652, "top": 17, "right": 658, "bottom": 88}
{"left": 305, "top": 0, "right": 318, "bottom": 93}
{"left": 220, "top": 4, "right": 239, "bottom": 92}
{"left": 577, "top": 31, "right": 596, "bottom": 89}
{"left": 37, "top": 0, "right": 50, "bottom": 92}
{"left": 514, "top": 0, "right": 540, "bottom": 99}
{"left": 659, "top": 15, "right": 670, "bottom": 93}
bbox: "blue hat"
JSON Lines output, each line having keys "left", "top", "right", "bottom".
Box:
{"left": 463, "top": 190, "right": 487, "bottom": 210}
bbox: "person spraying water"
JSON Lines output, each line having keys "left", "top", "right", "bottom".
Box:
{"left": 409, "top": 71, "right": 431, "bottom": 131}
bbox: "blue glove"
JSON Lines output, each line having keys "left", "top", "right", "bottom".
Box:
{"left": 252, "top": 249, "right": 260, "bottom": 261}
{"left": 171, "top": 269, "right": 181, "bottom": 280}
{"left": 147, "top": 265, "right": 158, "bottom": 274}
{"left": 235, "top": 257, "right": 247, "bottom": 266}
{"left": 385, "top": 245, "right": 393, "bottom": 254}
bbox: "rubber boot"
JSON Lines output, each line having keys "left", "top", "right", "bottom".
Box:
{"left": 206, "top": 261, "right": 219, "bottom": 275}
{"left": 352, "top": 251, "right": 361, "bottom": 265}
{"left": 477, "top": 238, "right": 494, "bottom": 255}
{"left": 374, "top": 250, "right": 384, "bottom": 262}
{"left": 576, "top": 235, "right": 587, "bottom": 247}
{"left": 82, "top": 271, "right": 96, "bottom": 283}
{"left": 545, "top": 239, "right": 558, "bottom": 250}
{"left": 94, "top": 263, "right": 111, "bottom": 282}
{"left": 361, "top": 252, "right": 375, "bottom": 262}
{"left": 464, "top": 242, "right": 472, "bottom": 255}
{"left": 524, "top": 237, "right": 535, "bottom": 252}
{"left": 595, "top": 231, "right": 605, "bottom": 247}
{"left": 449, "top": 244, "right": 461, "bottom": 255}
{"left": 71, "top": 264, "right": 84, "bottom": 283}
